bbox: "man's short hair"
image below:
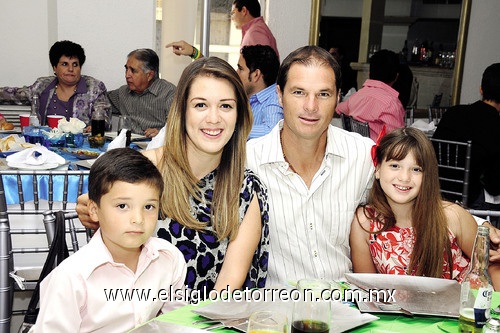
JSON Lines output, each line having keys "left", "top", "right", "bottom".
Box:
{"left": 240, "top": 45, "right": 279, "bottom": 87}
{"left": 481, "top": 63, "right": 500, "bottom": 103}
{"left": 233, "top": 0, "right": 261, "bottom": 18}
{"left": 277, "top": 45, "right": 342, "bottom": 95}
{"left": 127, "top": 49, "right": 160, "bottom": 79}
{"left": 369, "top": 49, "right": 399, "bottom": 84}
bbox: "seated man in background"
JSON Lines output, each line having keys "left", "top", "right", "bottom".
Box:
{"left": 336, "top": 49, "right": 405, "bottom": 141}
{"left": 108, "top": 49, "right": 176, "bottom": 138}
{"left": 237, "top": 45, "right": 282, "bottom": 139}
{"left": 433, "top": 63, "right": 500, "bottom": 211}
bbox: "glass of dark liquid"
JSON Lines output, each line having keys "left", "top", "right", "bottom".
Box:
{"left": 89, "top": 102, "right": 107, "bottom": 148}
{"left": 247, "top": 311, "right": 288, "bottom": 333}
{"left": 291, "top": 279, "right": 331, "bottom": 333}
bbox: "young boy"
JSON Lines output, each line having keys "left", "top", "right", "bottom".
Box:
{"left": 32, "top": 148, "right": 187, "bottom": 332}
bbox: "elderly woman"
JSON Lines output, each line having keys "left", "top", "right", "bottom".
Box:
{"left": 0, "top": 40, "right": 111, "bottom": 131}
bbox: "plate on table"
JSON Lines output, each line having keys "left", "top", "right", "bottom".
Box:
{"left": 59, "top": 148, "right": 101, "bottom": 160}
{"left": 105, "top": 131, "right": 147, "bottom": 142}
{"left": 7, "top": 161, "right": 68, "bottom": 170}
{"left": 0, "top": 127, "right": 22, "bottom": 134}
{"left": 72, "top": 158, "right": 97, "bottom": 169}
{"left": 192, "top": 288, "right": 378, "bottom": 332}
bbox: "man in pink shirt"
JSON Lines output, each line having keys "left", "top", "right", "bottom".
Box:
{"left": 336, "top": 49, "right": 405, "bottom": 141}
{"left": 231, "top": 0, "right": 279, "bottom": 59}
{"left": 167, "top": 0, "right": 279, "bottom": 60}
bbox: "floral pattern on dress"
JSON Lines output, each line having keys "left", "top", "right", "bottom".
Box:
{"left": 156, "top": 168, "right": 269, "bottom": 292}
{"left": 369, "top": 219, "right": 470, "bottom": 282}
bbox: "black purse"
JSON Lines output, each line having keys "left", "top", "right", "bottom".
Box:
{"left": 18, "top": 211, "right": 69, "bottom": 333}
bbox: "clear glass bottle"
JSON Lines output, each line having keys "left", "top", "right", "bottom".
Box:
{"left": 29, "top": 94, "right": 40, "bottom": 126}
{"left": 459, "top": 226, "right": 494, "bottom": 333}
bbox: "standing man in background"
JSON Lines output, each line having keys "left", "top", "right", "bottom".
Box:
{"left": 166, "top": 0, "right": 279, "bottom": 61}
{"left": 230, "top": 0, "right": 279, "bottom": 59}
{"left": 108, "top": 49, "right": 176, "bottom": 138}
{"left": 237, "top": 45, "right": 282, "bottom": 139}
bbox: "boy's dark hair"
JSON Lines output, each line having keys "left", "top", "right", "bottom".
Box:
{"left": 233, "top": 0, "right": 261, "bottom": 18}
{"left": 481, "top": 63, "right": 500, "bottom": 103}
{"left": 49, "top": 40, "right": 86, "bottom": 67}
{"left": 240, "top": 44, "right": 279, "bottom": 87}
{"left": 369, "top": 49, "right": 399, "bottom": 84}
{"left": 88, "top": 148, "right": 164, "bottom": 205}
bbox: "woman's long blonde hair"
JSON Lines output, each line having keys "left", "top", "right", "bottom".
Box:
{"left": 158, "top": 57, "right": 252, "bottom": 241}
{"left": 364, "top": 127, "right": 452, "bottom": 278}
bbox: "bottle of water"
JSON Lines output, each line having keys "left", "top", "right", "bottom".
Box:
{"left": 29, "top": 94, "right": 41, "bottom": 126}
{"left": 459, "top": 226, "right": 494, "bottom": 333}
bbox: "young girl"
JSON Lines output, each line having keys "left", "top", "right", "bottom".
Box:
{"left": 350, "top": 127, "right": 477, "bottom": 282}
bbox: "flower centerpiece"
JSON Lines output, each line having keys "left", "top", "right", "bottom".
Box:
{"left": 58, "top": 118, "right": 86, "bottom": 148}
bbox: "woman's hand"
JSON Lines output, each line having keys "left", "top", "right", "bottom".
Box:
{"left": 76, "top": 193, "right": 100, "bottom": 230}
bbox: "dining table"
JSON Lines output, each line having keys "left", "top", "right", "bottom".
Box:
{"left": 132, "top": 292, "right": 500, "bottom": 333}
{"left": 0, "top": 133, "right": 150, "bottom": 205}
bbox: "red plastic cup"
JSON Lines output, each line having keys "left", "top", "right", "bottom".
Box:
{"left": 47, "top": 115, "right": 64, "bottom": 129}
{"left": 19, "top": 114, "right": 30, "bottom": 129}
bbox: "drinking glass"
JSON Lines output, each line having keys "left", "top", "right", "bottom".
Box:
{"left": 291, "top": 279, "right": 331, "bottom": 333}
{"left": 247, "top": 311, "right": 288, "bottom": 333}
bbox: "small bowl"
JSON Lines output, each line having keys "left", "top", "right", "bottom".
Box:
{"left": 88, "top": 135, "right": 106, "bottom": 148}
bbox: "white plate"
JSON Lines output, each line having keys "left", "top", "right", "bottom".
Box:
{"left": 0, "top": 127, "right": 22, "bottom": 134}
{"left": 105, "top": 131, "right": 147, "bottom": 141}
{"left": 193, "top": 288, "right": 378, "bottom": 332}
{"left": 7, "top": 161, "right": 67, "bottom": 170}
{"left": 72, "top": 158, "right": 97, "bottom": 169}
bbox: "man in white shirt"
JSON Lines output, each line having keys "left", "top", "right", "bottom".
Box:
{"left": 246, "top": 46, "right": 375, "bottom": 286}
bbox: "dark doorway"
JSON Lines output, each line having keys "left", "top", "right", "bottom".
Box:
{"left": 319, "top": 17, "right": 362, "bottom": 65}
{"left": 319, "top": 17, "right": 362, "bottom": 94}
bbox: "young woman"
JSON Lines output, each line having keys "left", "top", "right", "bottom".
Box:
{"left": 350, "top": 127, "right": 477, "bottom": 282}
{"left": 77, "top": 57, "right": 269, "bottom": 294}
{"left": 143, "top": 57, "right": 268, "bottom": 293}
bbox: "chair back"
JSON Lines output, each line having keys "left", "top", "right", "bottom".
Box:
{"left": 339, "top": 113, "right": 351, "bottom": 131}
{"left": 405, "top": 106, "right": 415, "bottom": 127}
{"left": 0, "top": 169, "right": 89, "bottom": 331}
{"left": 467, "top": 209, "right": 500, "bottom": 228}
{"left": 339, "top": 113, "right": 370, "bottom": 137}
{"left": 428, "top": 106, "right": 449, "bottom": 125}
{"left": 430, "top": 138, "right": 472, "bottom": 207}
{"left": 350, "top": 117, "right": 370, "bottom": 138}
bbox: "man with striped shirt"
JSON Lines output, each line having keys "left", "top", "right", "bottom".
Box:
{"left": 336, "top": 49, "right": 405, "bottom": 141}
{"left": 108, "top": 49, "right": 175, "bottom": 138}
{"left": 246, "top": 46, "right": 375, "bottom": 286}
